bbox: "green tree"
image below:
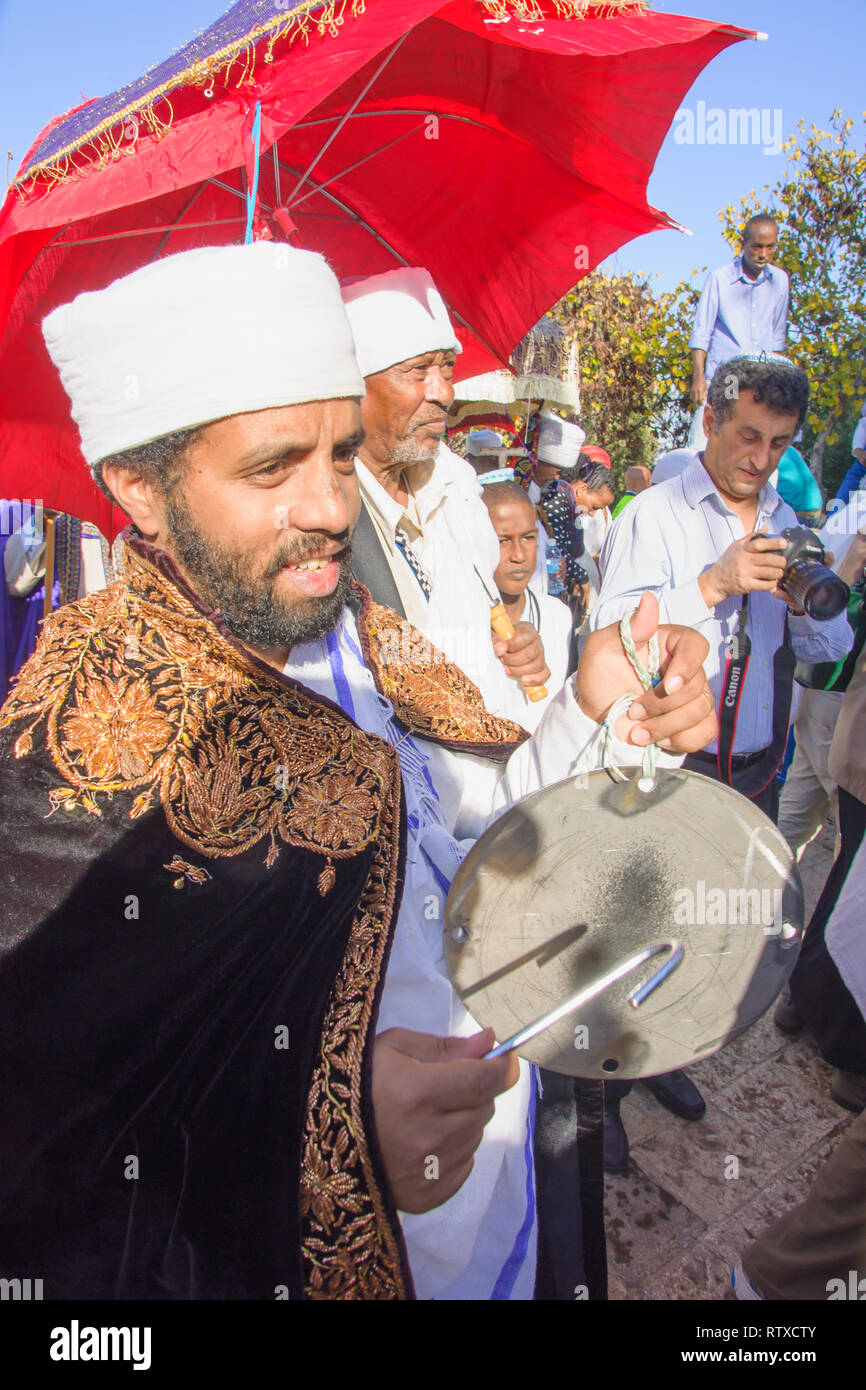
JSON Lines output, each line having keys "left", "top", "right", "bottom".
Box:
{"left": 548, "top": 111, "right": 865, "bottom": 496}
{"left": 549, "top": 270, "right": 696, "bottom": 493}
{"left": 717, "top": 111, "right": 866, "bottom": 488}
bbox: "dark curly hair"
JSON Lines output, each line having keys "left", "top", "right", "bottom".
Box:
{"left": 93, "top": 425, "right": 204, "bottom": 502}
{"left": 706, "top": 356, "right": 809, "bottom": 429}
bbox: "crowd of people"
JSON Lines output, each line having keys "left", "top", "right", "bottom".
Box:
{"left": 0, "top": 214, "right": 864, "bottom": 1302}
{"left": 456, "top": 214, "right": 866, "bottom": 1299}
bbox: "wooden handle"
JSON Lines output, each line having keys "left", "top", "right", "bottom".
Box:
{"left": 490, "top": 603, "right": 547, "bottom": 702}
{"left": 42, "top": 513, "right": 56, "bottom": 618}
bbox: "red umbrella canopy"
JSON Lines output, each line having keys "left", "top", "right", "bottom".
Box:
{"left": 0, "top": 0, "right": 754, "bottom": 533}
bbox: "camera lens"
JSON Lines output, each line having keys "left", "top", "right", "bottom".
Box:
{"left": 782, "top": 560, "right": 849, "bottom": 621}
{"left": 805, "top": 578, "right": 849, "bottom": 621}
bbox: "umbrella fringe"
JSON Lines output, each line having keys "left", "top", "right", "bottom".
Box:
{"left": 13, "top": 0, "right": 649, "bottom": 197}
{"left": 12, "top": 0, "right": 368, "bottom": 196}
{"left": 482, "top": 0, "right": 647, "bottom": 17}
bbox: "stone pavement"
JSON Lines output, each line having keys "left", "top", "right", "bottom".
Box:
{"left": 604, "top": 810, "right": 856, "bottom": 1300}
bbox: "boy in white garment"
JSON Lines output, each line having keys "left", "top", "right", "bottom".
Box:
{"left": 482, "top": 480, "right": 574, "bottom": 730}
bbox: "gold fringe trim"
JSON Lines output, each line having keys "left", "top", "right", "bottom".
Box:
{"left": 481, "top": 0, "right": 647, "bottom": 18}
{"left": 13, "top": 0, "right": 367, "bottom": 194}
{"left": 14, "top": 0, "right": 648, "bottom": 196}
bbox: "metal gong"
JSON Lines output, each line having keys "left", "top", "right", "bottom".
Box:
{"left": 444, "top": 767, "right": 804, "bottom": 1079}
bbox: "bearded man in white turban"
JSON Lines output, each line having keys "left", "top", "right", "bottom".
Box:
{"left": 0, "top": 244, "right": 716, "bottom": 1302}
{"left": 343, "top": 268, "right": 554, "bottom": 722}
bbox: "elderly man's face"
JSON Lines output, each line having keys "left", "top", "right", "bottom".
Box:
{"left": 113, "top": 399, "right": 364, "bottom": 654}
{"left": 361, "top": 350, "right": 457, "bottom": 469}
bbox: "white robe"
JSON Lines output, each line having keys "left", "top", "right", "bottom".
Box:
{"left": 286, "top": 607, "right": 679, "bottom": 1298}
{"left": 357, "top": 445, "right": 541, "bottom": 723}
{"left": 507, "top": 582, "right": 574, "bottom": 733}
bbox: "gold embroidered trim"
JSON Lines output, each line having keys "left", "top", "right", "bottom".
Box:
{"left": 362, "top": 598, "right": 528, "bottom": 752}
{"left": 300, "top": 756, "right": 408, "bottom": 1299}
{"left": 1, "top": 545, "right": 393, "bottom": 871}
{"left": 164, "top": 856, "right": 212, "bottom": 888}
{"left": 12, "top": 0, "right": 647, "bottom": 194}
{"left": 2, "top": 537, "right": 411, "bottom": 1295}
{"left": 482, "top": 0, "right": 646, "bottom": 18}
{"left": 13, "top": 0, "right": 368, "bottom": 193}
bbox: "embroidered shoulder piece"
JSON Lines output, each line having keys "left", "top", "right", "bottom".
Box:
{"left": 358, "top": 592, "right": 529, "bottom": 760}
{"left": 1, "top": 548, "right": 397, "bottom": 879}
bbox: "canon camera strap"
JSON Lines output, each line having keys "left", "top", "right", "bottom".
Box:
{"left": 716, "top": 595, "right": 796, "bottom": 800}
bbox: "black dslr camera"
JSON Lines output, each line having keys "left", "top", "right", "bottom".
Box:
{"left": 778, "top": 526, "right": 849, "bottom": 621}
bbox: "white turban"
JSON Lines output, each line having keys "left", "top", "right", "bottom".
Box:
{"left": 466, "top": 428, "right": 503, "bottom": 455}
{"left": 42, "top": 242, "right": 365, "bottom": 472}
{"left": 535, "top": 411, "right": 586, "bottom": 468}
{"left": 341, "top": 267, "right": 461, "bottom": 377}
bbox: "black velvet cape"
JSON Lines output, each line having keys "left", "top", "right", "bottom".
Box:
{"left": 0, "top": 534, "right": 526, "bottom": 1300}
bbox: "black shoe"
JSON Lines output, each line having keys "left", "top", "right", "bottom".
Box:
{"left": 603, "top": 1103, "right": 630, "bottom": 1174}
{"left": 641, "top": 1069, "right": 706, "bottom": 1121}
{"left": 831, "top": 1069, "right": 866, "bottom": 1114}
{"left": 773, "top": 986, "right": 805, "bottom": 1036}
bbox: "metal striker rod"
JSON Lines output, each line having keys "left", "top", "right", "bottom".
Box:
{"left": 482, "top": 939, "right": 684, "bottom": 1060}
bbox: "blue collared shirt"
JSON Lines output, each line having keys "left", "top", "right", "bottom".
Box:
{"left": 592, "top": 457, "right": 853, "bottom": 755}
{"left": 690, "top": 256, "right": 789, "bottom": 383}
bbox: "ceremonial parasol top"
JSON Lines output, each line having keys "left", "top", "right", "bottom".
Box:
{"left": 0, "top": 0, "right": 756, "bottom": 533}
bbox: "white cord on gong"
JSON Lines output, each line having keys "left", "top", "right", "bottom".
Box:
{"left": 600, "top": 612, "right": 661, "bottom": 792}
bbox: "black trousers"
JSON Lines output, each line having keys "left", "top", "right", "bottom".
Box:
{"left": 533, "top": 1072, "right": 607, "bottom": 1300}
{"left": 789, "top": 786, "right": 866, "bottom": 1073}
{"left": 683, "top": 750, "right": 781, "bottom": 823}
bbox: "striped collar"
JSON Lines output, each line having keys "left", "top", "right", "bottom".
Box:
{"left": 728, "top": 254, "right": 776, "bottom": 287}
{"left": 681, "top": 453, "right": 784, "bottom": 522}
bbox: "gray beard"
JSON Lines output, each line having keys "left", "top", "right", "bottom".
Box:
{"left": 382, "top": 432, "right": 440, "bottom": 470}
{"left": 164, "top": 489, "right": 351, "bottom": 651}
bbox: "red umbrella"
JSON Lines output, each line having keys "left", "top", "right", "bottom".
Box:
{"left": 0, "top": 0, "right": 754, "bottom": 533}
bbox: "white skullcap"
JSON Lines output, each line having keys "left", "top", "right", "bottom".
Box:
{"left": 42, "top": 242, "right": 365, "bottom": 472}
{"left": 535, "top": 411, "right": 586, "bottom": 468}
{"left": 467, "top": 428, "right": 503, "bottom": 455}
{"left": 652, "top": 449, "right": 696, "bottom": 485}
{"left": 341, "top": 267, "right": 461, "bottom": 377}
{"left": 479, "top": 468, "right": 516, "bottom": 486}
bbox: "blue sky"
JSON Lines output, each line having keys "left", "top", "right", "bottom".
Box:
{"left": 1, "top": 0, "right": 863, "bottom": 291}
{"left": 602, "top": 0, "right": 866, "bottom": 288}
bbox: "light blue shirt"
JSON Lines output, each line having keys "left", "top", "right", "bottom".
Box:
{"left": 592, "top": 457, "right": 853, "bottom": 755}
{"left": 690, "top": 256, "right": 789, "bottom": 383}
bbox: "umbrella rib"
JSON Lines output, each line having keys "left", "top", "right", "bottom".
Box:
{"left": 204, "top": 173, "right": 274, "bottom": 218}
{"left": 29, "top": 178, "right": 247, "bottom": 260}
{"left": 294, "top": 110, "right": 495, "bottom": 137}
{"left": 149, "top": 182, "right": 208, "bottom": 262}
{"left": 284, "top": 32, "right": 409, "bottom": 207}
{"left": 278, "top": 156, "right": 409, "bottom": 264}
{"left": 50, "top": 219, "right": 248, "bottom": 247}
{"left": 278, "top": 157, "right": 508, "bottom": 369}
{"left": 272, "top": 143, "right": 281, "bottom": 206}
{"left": 207, "top": 175, "right": 248, "bottom": 205}
{"left": 287, "top": 123, "right": 427, "bottom": 212}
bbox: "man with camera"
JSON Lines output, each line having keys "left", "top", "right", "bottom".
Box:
{"left": 595, "top": 354, "right": 852, "bottom": 822}
{"left": 591, "top": 356, "right": 852, "bottom": 1166}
